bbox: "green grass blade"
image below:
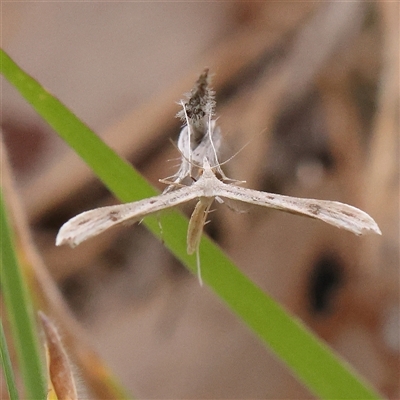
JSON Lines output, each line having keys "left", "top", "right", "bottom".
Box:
{"left": 0, "top": 191, "right": 46, "bottom": 400}
{"left": 1, "top": 49, "right": 382, "bottom": 400}
{"left": 0, "top": 318, "right": 20, "bottom": 400}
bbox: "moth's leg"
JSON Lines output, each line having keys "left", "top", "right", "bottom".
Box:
{"left": 223, "top": 198, "right": 250, "bottom": 214}
{"left": 215, "top": 196, "right": 224, "bottom": 204}
{"left": 156, "top": 213, "right": 164, "bottom": 244}
{"left": 159, "top": 178, "right": 187, "bottom": 194}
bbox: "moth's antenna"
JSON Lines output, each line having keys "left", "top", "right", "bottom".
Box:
{"left": 216, "top": 125, "right": 270, "bottom": 169}
{"left": 217, "top": 140, "right": 252, "bottom": 167}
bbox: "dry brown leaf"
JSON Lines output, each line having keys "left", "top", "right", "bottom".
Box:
{"left": 39, "top": 311, "right": 78, "bottom": 400}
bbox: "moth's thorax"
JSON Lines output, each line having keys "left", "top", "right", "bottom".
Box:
{"left": 196, "top": 163, "right": 222, "bottom": 197}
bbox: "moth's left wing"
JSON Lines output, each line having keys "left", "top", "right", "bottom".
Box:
{"left": 56, "top": 185, "right": 203, "bottom": 247}
{"left": 215, "top": 184, "right": 381, "bottom": 236}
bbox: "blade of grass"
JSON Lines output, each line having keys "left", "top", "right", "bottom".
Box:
{"left": 0, "top": 318, "right": 20, "bottom": 400}
{"left": 0, "top": 191, "right": 46, "bottom": 400}
{"left": 1, "top": 49, "right": 382, "bottom": 400}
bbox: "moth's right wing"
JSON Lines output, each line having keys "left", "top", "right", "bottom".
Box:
{"left": 56, "top": 185, "right": 203, "bottom": 247}
{"left": 215, "top": 184, "right": 381, "bottom": 236}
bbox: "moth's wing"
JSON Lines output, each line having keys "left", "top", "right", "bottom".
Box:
{"left": 166, "top": 126, "right": 191, "bottom": 186}
{"left": 176, "top": 125, "right": 191, "bottom": 159}
{"left": 56, "top": 186, "right": 203, "bottom": 247}
{"left": 191, "top": 123, "right": 222, "bottom": 170}
{"left": 216, "top": 184, "right": 381, "bottom": 236}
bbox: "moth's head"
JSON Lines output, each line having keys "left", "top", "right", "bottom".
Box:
{"left": 199, "top": 157, "right": 213, "bottom": 176}
{"left": 200, "top": 157, "right": 223, "bottom": 181}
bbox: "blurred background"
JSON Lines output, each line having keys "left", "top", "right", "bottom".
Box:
{"left": 2, "top": 2, "right": 399, "bottom": 398}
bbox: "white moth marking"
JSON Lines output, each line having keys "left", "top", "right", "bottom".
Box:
{"left": 56, "top": 158, "right": 381, "bottom": 285}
